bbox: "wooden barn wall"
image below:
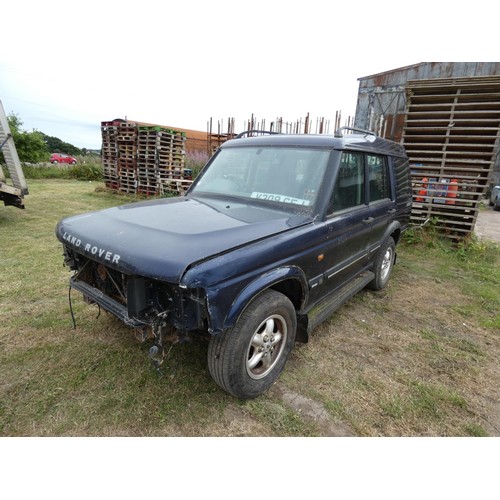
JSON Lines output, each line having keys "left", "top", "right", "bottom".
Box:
{"left": 354, "top": 64, "right": 500, "bottom": 238}
{"left": 354, "top": 62, "right": 500, "bottom": 142}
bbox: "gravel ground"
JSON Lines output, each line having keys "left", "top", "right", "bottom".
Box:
{"left": 475, "top": 202, "right": 500, "bottom": 243}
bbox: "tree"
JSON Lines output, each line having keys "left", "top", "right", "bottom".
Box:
{"left": 1, "top": 112, "right": 85, "bottom": 164}
{"left": 1, "top": 113, "right": 49, "bottom": 163}
{"left": 41, "top": 133, "right": 81, "bottom": 156}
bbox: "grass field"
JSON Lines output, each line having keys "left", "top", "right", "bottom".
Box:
{"left": 1, "top": 179, "right": 499, "bottom": 436}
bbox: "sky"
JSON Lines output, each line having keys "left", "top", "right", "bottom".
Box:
{"left": 1, "top": 0, "right": 499, "bottom": 150}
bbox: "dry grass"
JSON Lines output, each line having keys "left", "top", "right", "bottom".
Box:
{"left": 1, "top": 179, "right": 499, "bottom": 436}
{"left": 282, "top": 239, "right": 500, "bottom": 436}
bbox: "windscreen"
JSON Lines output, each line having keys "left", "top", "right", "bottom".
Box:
{"left": 191, "top": 146, "right": 330, "bottom": 208}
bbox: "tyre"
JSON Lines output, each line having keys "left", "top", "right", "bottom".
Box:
{"left": 368, "top": 236, "right": 396, "bottom": 291}
{"left": 208, "top": 289, "right": 297, "bottom": 399}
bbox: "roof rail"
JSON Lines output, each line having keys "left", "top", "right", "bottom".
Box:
{"left": 334, "top": 127, "right": 377, "bottom": 138}
{"left": 235, "top": 130, "right": 282, "bottom": 139}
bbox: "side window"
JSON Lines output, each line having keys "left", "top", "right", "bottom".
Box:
{"left": 328, "top": 152, "right": 364, "bottom": 214}
{"left": 367, "top": 155, "right": 391, "bottom": 202}
{"left": 393, "top": 156, "right": 411, "bottom": 196}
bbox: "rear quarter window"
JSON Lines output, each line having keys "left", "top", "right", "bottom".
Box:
{"left": 393, "top": 156, "right": 411, "bottom": 196}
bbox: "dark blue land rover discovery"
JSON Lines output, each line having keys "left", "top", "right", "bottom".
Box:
{"left": 56, "top": 128, "right": 412, "bottom": 399}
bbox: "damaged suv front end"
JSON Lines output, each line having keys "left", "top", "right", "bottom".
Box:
{"left": 55, "top": 164, "right": 318, "bottom": 369}
{"left": 56, "top": 129, "right": 411, "bottom": 399}
{"left": 61, "top": 241, "right": 206, "bottom": 333}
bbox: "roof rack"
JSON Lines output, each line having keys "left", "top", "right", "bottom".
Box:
{"left": 235, "top": 130, "right": 282, "bottom": 139}
{"left": 334, "top": 127, "right": 377, "bottom": 138}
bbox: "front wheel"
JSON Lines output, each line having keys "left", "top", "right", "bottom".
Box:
{"left": 208, "top": 289, "right": 297, "bottom": 399}
{"left": 368, "top": 236, "right": 396, "bottom": 290}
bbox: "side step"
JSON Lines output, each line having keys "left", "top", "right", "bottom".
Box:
{"left": 306, "top": 271, "right": 375, "bottom": 333}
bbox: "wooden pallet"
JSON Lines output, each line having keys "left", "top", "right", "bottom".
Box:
{"left": 402, "top": 76, "right": 500, "bottom": 238}
{"left": 100, "top": 121, "right": 188, "bottom": 196}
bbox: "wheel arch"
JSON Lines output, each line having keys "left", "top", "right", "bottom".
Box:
{"left": 222, "top": 266, "right": 308, "bottom": 332}
{"left": 383, "top": 220, "right": 402, "bottom": 245}
{"left": 390, "top": 227, "right": 401, "bottom": 245}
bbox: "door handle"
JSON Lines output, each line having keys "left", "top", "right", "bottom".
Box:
{"left": 362, "top": 217, "right": 374, "bottom": 225}
{"left": 387, "top": 209, "right": 396, "bottom": 214}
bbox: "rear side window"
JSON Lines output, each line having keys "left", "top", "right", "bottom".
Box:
{"left": 367, "top": 154, "right": 391, "bottom": 202}
{"left": 329, "top": 152, "right": 364, "bottom": 212}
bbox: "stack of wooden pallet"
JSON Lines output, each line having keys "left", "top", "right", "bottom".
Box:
{"left": 156, "top": 128, "right": 190, "bottom": 196}
{"left": 117, "top": 123, "right": 138, "bottom": 195}
{"left": 137, "top": 126, "right": 160, "bottom": 196}
{"left": 101, "top": 121, "right": 120, "bottom": 190}
{"left": 137, "top": 126, "right": 190, "bottom": 196}
{"left": 402, "top": 75, "right": 500, "bottom": 238}
{"left": 100, "top": 121, "right": 189, "bottom": 196}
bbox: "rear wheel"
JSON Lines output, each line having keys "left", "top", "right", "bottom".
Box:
{"left": 208, "top": 289, "right": 297, "bottom": 399}
{"left": 51, "top": 160, "right": 58, "bottom": 164}
{"left": 368, "top": 237, "right": 395, "bottom": 290}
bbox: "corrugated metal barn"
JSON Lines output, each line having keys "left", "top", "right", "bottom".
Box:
{"left": 354, "top": 62, "right": 500, "bottom": 238}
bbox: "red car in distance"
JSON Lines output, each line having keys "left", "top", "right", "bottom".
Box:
{"left": 50, "top": 153, "right": 77, "bottom": 165}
